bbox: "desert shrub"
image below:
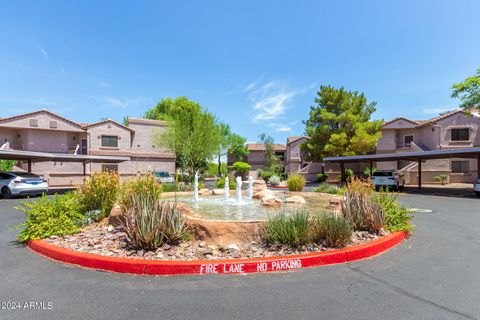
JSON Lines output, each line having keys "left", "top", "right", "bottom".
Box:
{"left": 122, "top": 195, "right": 189, "bottom": 250}
{"left": 315, "top": 173, "right": 329, "bottom": 182}
{"left": 434, "top": 174, "right": 449, "bottom": 185}
{"left": 261, "top": 211, "right": 310, "bottom": 247}
{"left": 118, "top": 174, "right": 163, "bottom": 212}
{"left": 161, "top": 182, "right": 200, "bottom": 192}
{"left": 215, "top": 175, "right": 235, "bottom": 190}
{"left": 345, "top": 168, "right": 354, "bottom": 179}
{"left": 232, "top": 161, "right": 251, "bottom": 174}
{"left": 258, "top": 169, "right": 275, "bottom": 182}
{"left": 347, "top": 176, "right": 374, "bottom": 195}
{"left": 372, "top": 191, "right": 413, "bottom": 233}
{"left": 314, "top": 183, "right": 345, "bottom": 195}
{"left": 287, "top": 174, "right": 305, "bottom": 191}
{"left": 0, "top": 160, "right": 16, "bottom": 172}
{"left": 311, "top": 214, "right": 351, "bottom": 247}
{"left": 78, "top": 171, "right": 120, "bottom": 220}
{"left": 268, "top": 175, "right": 281, "bottom": 186}
{"left": 16, "top": 193, "right": 85, "bottom": 242}
{"left": 341, "top": 188, "right": 384, "bottom": 232}
{"left": 363, "top": 167, "right": 377, "bottom": 177}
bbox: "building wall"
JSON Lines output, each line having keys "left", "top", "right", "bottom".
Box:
{"left": 86, "top": 122, "right": 132, "bottom": 153}
{"left": 128, "top": 119, "right": 168, "bottom": 153}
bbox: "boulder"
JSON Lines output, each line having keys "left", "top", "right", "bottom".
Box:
{"left": 108, "top": 204, "right": 125, "bottom": 227}
{"left": 285, "top": 195, "right": 306, "bottom": 204}
{"left": 253, "top": 179, "right": 267, "bottom": 192}
{"left": 253, "top": 188, "right": 274, "bottom": 199}
{"left": 260, "top": 195, "right": 283, "bottom": 207}
{"left": 198, "top": 188, "right": 210, "bottom": 195}
{"left": 211, "top": 189, "right": 225, "bottom": 195}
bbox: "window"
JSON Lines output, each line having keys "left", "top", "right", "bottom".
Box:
{"left": 49, "top": 120, "right": 57, "bottom": 128}
{"left": 404, "top": 135, "right": 414, "bottom": 146}
{"left": 29, "top": 119, "right": 38, "bottom": 127}
{"left": 451, "top": 128, "right": 469, "bottom": 141}
{"left": 101, "top": 135, "right": 118, "bottom": 147}
{"left": 101, "top": 164, "right": 118, "bottom": 172}
{"left": 451, "top": 161, "right": 469, "bottom": 173}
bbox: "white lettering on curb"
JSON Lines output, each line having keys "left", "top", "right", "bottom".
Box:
{"left": 200, "top": 264, "right": 218, "bottom": 274}
{"left": 200, "top": 259, "right": 302, "bottom": 274}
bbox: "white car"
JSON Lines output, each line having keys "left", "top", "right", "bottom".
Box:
{"left": 371, "top": 170, "right": 405, "bottom": 191}
{"left": 0, "top": 172, "right": 48, "bottom": 198}
{"left": 153, "top": 171, "right": 174, "bottom": 183}
{"left": 474, "top": 180, "right": 480, "bottom": 196}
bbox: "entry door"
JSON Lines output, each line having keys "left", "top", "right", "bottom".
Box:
{"left": 81, "top": 139, "right": 88, "bottom": 155}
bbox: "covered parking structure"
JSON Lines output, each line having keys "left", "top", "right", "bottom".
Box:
{"left": 0, "top": 149, "right": 129, "bottom": 177}
{"left": 324, "top": 147, "right": 480, "bottom": 189}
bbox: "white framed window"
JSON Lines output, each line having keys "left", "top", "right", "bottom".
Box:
{"left": 403, "top": 134, "right": 414, "bottom": 147}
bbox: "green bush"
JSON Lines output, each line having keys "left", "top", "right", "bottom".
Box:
{"left": 118, "top": 174, "right": 163, "bottom": 212}
{"left": 16, "top": 193, "right": 85, "bottom": 242}
{"left": 287, "top": 174, "right": 305, "bottom": 192}
{"left": 162, "top": 182, "right": 198, "bottom": 192}
{"left": 314, "top": 183, "right": 345, "bottom": 195}
{"left": 315, "top": 173, "right": 329, "bottom": 182}
{"left": 434, "top": 174, "right": 449, "bottom": 185}
{"left": 345, "top": 168, "right": 354, "bottom": 179}
{"left": 232, "top": 161, "right": 251, "bottom": 173}
{"left": 372, "top": 191, "right": 413, "bottom": 232}
{"left": 78, "top": 171, "right": 120, "bottom": 220}
{"left": 215, "top": 175, "right": 235, "bottom": 190}
{"left": 363, "top": 167, "right": 377, "bottom": 177}
{"left": 311, "top": 214, "right": 351, "bottom": 247}
{"left": 122, "top": 195, "right": 189, "bottom": 250}
{"left": 268, "top": 175, "right": 281, "bottom": 186}
{"left": 0, "top": 160, "right": 16, "bottom": 172}
{"left": 258, "top": 169, "right": 275, "bottom": 182}
{"left": 262, "top": 211, "right": 310, "bottom": 247}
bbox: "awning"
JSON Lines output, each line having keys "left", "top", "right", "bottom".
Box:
{"left": 0, "top": 149, "right": 130, "bottom": 163}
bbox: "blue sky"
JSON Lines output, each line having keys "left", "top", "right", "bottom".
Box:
{"left": 1, "top": 1, "right": 479, "bottom": 143}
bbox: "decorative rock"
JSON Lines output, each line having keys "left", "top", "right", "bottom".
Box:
{"left": 226, "top": 243, "right": 240, "bottom": 251}
{"left": 230, "top": 250, "right": 241, "bottom": 258}
{"left": 162, "top": 243, "right": 171, "bottom": 250}
{"left": 254, "top": 189, "right": 274, "bottom": 200}
{"left": 198, "top": 188, "right": 210, "bottom": 195}
{"left": 136, "top": 249, "right": 144, "bottom": 257}
{"left": 107, "top": 225, "right": 115, "bottom": 232}
{"left": 108, "top": 205, "right": 125, "bottom": 227}
{"left": 198, "top": 241, "right": 206, "bottom": 248}
{"left": 260, "top": 195, "right": 283, "bottom": 207}
{"left": 285, "top": 195, "right": 306, "bottom": 204}
{"left": 211, "top": 189, "right": 225, "bottom": 195}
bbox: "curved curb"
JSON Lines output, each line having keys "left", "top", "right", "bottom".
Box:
{"left": 27, "top": 232, "right": 408, "bottom": 276}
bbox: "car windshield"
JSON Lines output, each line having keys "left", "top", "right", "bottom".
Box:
{"left": 11, "top": 173, "right": 41, "bottom": 178}
{"left": 372, "top": 172, "right": 394, "bottom": 177}
{"left": 155, "top": 172, "right": 170, "bottom": 177}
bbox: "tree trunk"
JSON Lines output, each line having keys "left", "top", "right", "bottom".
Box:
{"left": 340, "top": 162, "right": 346, "bottom": 183}
{"left": 217, "top": 154, "right": 222, "bottom": 177}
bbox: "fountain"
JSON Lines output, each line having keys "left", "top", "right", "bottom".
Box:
{"left": 235, "top": 176, "right": 243, "bottom": 203}
{"left": 247, "top": 176, "right": 253, "bottom": 199}
{"left": 224, "top": 176, "right": 230, "bottom": 200}
{"left": 193, "top": 172, "right": 199, "bottom": 202}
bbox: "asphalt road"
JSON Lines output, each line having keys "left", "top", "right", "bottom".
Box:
{"left": 0, "top": 194, "right": 479, "bottom": 320}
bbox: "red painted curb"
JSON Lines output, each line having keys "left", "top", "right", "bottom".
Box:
{"left": 27, "top": 231, "right": 408, "bottom": 276}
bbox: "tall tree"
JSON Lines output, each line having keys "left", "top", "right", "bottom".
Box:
{"left": 149, "top": 98, "right": 221, "bottom": 176}
{"left": 215, "top": 122, "right": 248, "bottom": 176}
{"left": 303, "top": 86, "right": 383, "bottom": 181}
{"left": 258, "top": 133, "right": 281, "bottom": 173}
{"left": 451, "top": 67, "right": 480, "bottom": 110}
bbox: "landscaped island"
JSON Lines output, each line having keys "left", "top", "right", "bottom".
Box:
{"left": 18, "top": 172, "right": 412, "bottom": 266}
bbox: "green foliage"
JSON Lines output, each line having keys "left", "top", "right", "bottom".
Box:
{"left": 232, "top": 161, "right": 251, "bottom": 173}
{"left": 78, "top": 171, "right": 120, "bottom": 220}
{"left": 345, "top": 168, "right": 354, "bottom": 179}
{"left": 315, "top": 173, "right": 329, "bottom": 182}
{"left": 372, "top": 191, "right": 413, "bottom": 233}
{"left": 258, "top": 133, "right": 282, "bottom": 173}
{"left": 162, "top": 182, "right": 196, "bottom": 192}
{"left": 434, "top": 174, "right": 449, "bottom": 185}
{"left": 216, "top": 122, "right": 248, "bottom": 176}
{"left": 363, "top": 166, "right": 377, "bottom": 177}
{"left": 118, "top": 175, "right": 163, "bottom": 212}
{"left": 287, "top": 174, "right": 305, "bottom": 192}
{"left": 207, "top": 162, "right": 227, "bottom": 177}
{"left": 302, "top": 86, "right": 383, "bottom": 162}
{"left": 258, "top": 169, "right": 275, "bottom": 182}
{"left": 311, "top": 214, "right": 351, "bottom": 247}
{"left": 262, "top": 211, "right": 311, "bottom": 247}
{"left": 227, "top": 134, "right": 249, "bottom": 161}
{"left": 0, "top": 160, "right": 16, "bottom": 172}
{"left": 215, "top": 175, "right": 235, "bottom": 190}
{"left": 148, "top": 97, "right": 221, "bottom": 176}
{"left": 16, "top": 193, "right": 85, "bottom": 242}
{"left": 451, "top": 67, "right": 480, "bottom": 110}
{"left": 314, "top": 183, "right": 345, "bottom": 195}
{"left": 122, "top": 196, "right": 189, "bottom": 250}
{"left": 267, "top": 175, "right": 281, "bottom": 186}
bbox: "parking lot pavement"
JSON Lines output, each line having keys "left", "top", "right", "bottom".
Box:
{"left": 1, "top": 194, "right": 479, "bottom": 320}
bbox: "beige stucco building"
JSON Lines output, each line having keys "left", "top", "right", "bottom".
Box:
{"left": 376, "top": 110, "right": 480, "bottom": 184}
{"left": 0, "top": 110, "right": 175, "bottom": 187}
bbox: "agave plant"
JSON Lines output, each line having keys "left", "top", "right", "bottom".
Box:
{"left": 121, "top": 194, "right": 189, "bottom": 250}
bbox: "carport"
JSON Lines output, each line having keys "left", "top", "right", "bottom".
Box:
{"left": 0, "top": 149, "right": 129, "bottom": 176}
{"left": 324, "top": 147, "right": 480, "bottom": 189}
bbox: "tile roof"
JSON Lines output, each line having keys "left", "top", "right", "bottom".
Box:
{"left": 383, "top": 109, "right": 475, "bottom": 128}
{"left": 247, "top": 143, "right": 286, "bottom": 151}
{"left": 286, "top": 136, "right": 308, "bottom": 144}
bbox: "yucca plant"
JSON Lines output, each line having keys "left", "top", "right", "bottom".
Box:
{"left": 121, "top": 195, "right": 189, "bottom": 250}
{"left": 341, "top": 190, "right": 384, "bottom": 232}
{"left": 261, "top": 211, "right": 310, "bottom": 247}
